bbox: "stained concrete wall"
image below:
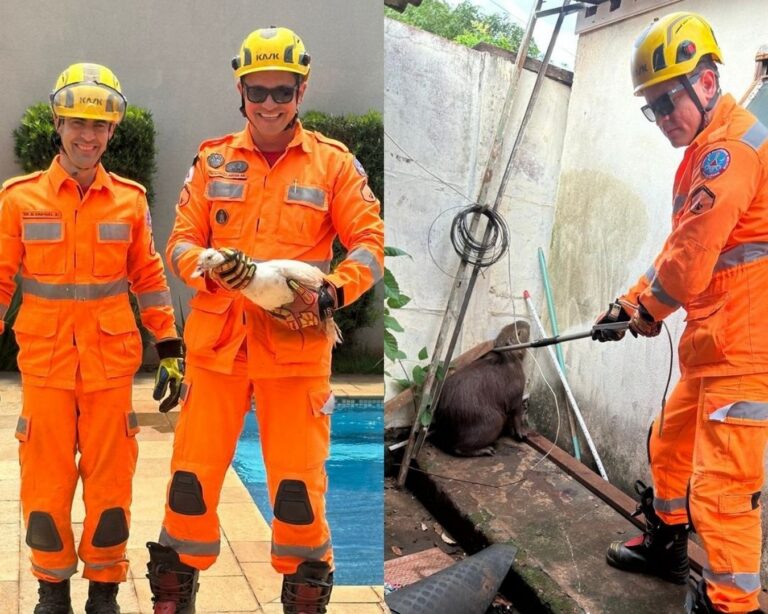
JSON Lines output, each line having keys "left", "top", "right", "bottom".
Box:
{"left": 0, "top": 0, "right": 382, "bottom": 348}
{"left": 538, "top": 0, "right": 768, "bottom": 576}
{"left": 385, "top": 18, "right": 572, "bottom": 423}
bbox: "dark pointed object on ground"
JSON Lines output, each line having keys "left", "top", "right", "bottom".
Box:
{"left": 385, "top": 543, "right": 518, "bottom": 614}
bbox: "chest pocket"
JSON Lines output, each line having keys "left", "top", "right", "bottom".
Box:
{"left": 207, "top": 180, "right": 246, "bottom": 241}
{"left": 93, "top": 222, "right": 132, "bottom": 277}
{"left": 278, "top": 184, "right": 330, "bottom": 247}
{"left": 22, "top": 220, "right": 66, "bottom": 275}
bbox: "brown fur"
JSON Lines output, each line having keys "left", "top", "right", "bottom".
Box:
{"left": 431, "top": 321, "right": 529, "bottom": 457}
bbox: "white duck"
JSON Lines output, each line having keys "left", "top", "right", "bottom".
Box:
{"left": 192, "top": 248, "right": 342, "bottom": 343}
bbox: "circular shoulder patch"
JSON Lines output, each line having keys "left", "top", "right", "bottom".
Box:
{"left": 700, "top": 148, "right": 730, "bottom": 179}
{"left": 207, "top": 153, "right": 224, "bottom": 169}
{"left": 353, "top": 157, "right": 367, "bottom": 177}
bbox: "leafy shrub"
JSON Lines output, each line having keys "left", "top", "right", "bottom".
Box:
{"left": 301, "top": 110, "right": 384, "bottom": 374}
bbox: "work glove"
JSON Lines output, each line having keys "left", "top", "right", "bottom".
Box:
{"left": 269, "top": 280, "right": 339, "bottom": 331}
{"left": 153, "top": 338, "right": 185, "bottom": 413}
{"left": 592, "top": 300, "right": 633, "bottom": 342}
{"left": 209, "top": 247, "right": 256, "bottom": 291}
{"left": 629, "top": 301, "right": 662, "bottom": 338}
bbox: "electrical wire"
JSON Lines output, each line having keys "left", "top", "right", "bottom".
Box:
{"left": 657, "top": 321, "right": 674, "bottom": 437}
{"left": 449, "top": 204, "right": 510, "bottom": 267}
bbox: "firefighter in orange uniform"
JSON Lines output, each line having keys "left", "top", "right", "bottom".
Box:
{"left": 592, "top": 12, "right": 768, "bottom": 614}
{"left": 145, "top": 27, "right": 383, "bottom": 614}
{"left": 0, "top": 64, "right": 183, "bottom": 614}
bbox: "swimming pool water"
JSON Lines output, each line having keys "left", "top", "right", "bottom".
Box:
{"left": 232, "top": 397, "right": 383, "bottom": 585}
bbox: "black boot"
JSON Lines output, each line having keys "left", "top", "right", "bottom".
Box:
{"left": 85, "top": 581, "right": 120, "bottom": 614}
{"left": 684, "top": 577, "right": 761, "bottom": 613}
{"left": 606, "top": 480, "right": 689, "bottom": 584}
{"left": 146, "top": 542, "right": 199, "bottom": 614}
{"left": 34, "top": 579, "right": 74, "bottom": 614}
{"left": 281, "top": 561, "right": 334, "bottom": 614}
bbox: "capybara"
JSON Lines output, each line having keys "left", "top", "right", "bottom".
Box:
{"left": 431, "top": 321, "right": 529, "bottom": 456}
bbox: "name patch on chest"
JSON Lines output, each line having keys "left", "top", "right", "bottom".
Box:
{"left": 22, "top": 210, "right": 62, "bottom": 219}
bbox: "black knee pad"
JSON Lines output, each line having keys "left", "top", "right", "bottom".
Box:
{"left": 274, "top": 479, "right": 314, "bottom": 525}
{"left": 169, "top": 471, "right": 206, "bottom": 515}
{"left": 26, "top": 511, "right": 63, "bottom": 552}
{"left": 92, "top": 507, "right": 129, "bottom": 547}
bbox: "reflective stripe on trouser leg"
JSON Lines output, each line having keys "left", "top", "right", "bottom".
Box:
{"left": 690, "top": 373, "right": 768, "bottom": 613}
{"left": 77, "top": 380, "right": 136, "bottom": 582}
{"left": 252, "top": 377, "right": 333, "bottom": 574}
{"left": 160, "top": 361, "right": 252, "bottom": 570}
{"left": 19, "top": 383, "right": 79, "bottom": 582}
{"left": 649, "top": 377, "right": 699, "bottom": 525}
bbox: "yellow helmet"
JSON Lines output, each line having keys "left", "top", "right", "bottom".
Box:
{"left": 631, "top": 12, "right": 723, "bottom": 95}
{"left": 231, "top": 27, "right": 311, "bottom": 81}
{"left": 50, "top": 63, "right": 127, "bottom": 123}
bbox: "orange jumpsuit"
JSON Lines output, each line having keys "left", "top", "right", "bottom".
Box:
{"left": 0, "top": 157, "right": 177, "bottom": 583}
{"left": 621, "top": 94, "right": 768, "bottom": 612}
{"left": 161, "top": 122, "right": 383, "bottom": 574}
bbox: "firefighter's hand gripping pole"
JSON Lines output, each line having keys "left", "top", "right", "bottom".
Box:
{"left": 520, "top": 291, "right": 612, "bottom": 481}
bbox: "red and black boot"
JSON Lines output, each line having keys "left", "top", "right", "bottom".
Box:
{"left": 281, "top": 561, "right": 334, "bottom": 614}
{"left": 606, "top": 480, "right": 690, "bottom": 584}
{"left": 34, "top": 579, "right": 74, "bottom": 614}
{"left": 146, "top": 542, "right": 199, "bottom": 614}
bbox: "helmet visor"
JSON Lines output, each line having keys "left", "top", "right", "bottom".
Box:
{"left": 51, "top": 83, "right": 126, "bottom": 124}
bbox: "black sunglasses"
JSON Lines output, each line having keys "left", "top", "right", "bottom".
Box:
{"left": 243, "top": 84, "right": 297, "bottom": 104}
{"left": 640, "top": 73, "right": 701, "bottom": 122}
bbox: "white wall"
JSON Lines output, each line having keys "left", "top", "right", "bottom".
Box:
{"left": 385, "top": 18, "right": 572, "bottom": 423}
{"left": 0, "top": 0, "right": 382, "bottom": 331}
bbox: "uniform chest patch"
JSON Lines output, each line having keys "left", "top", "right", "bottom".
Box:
{"left": 22, "top": 210, "right": 61, "bottom": 219}
{"left": 215, "top": 209, "right": 229, "bottom": 225}
{"left": 700, "top": 148, "right": 730, "bottom": 178}
{"left": 207, "top": 153, "right": 224, "bottom": 168}
{"left": 225, "top": 160, "right": 248, "bottom": 173}
{"left": 689, "top": 185, "right": 715, "bottom": 215}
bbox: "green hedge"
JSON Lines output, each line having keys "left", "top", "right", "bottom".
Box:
{"left": 301, "top": 110, "right": 384, "bottom": 374}
{"left": 0, "top": 103, "right": 159, "bottom": 370}
{"left": 13, "top": 102, "right": 158, "bottom": 205}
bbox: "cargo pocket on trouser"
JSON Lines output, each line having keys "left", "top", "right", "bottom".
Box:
{"left": 679, "top": 293, "right": 728, "bottom": 368}
{"left": 690, "top": 376, "right": 768, "bottom": 599}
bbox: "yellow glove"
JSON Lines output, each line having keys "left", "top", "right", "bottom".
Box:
{"left": 153, "top": 339, "right": 185, "bottom": 412}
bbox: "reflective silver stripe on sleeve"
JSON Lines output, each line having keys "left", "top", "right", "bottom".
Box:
{"left": 709, "top": 401, "right": 768, "bottom": 422}
{"left": 137, "top": 289, "right": 172, "bottom": 310}
{"left": 321, "top": 394, "right": 335, "bottom": 415}
{"left": 171, "top": 242, "right": 197, "bottom": 277}
{"left": 673, "top": 194, "right": 687, "bottom": 215}
{"left": 158, "top": 526, "right": 220, "bottom": 556}
{"left": 287, "top": 184, "right": 326, "bottom": 208}
{"left": 741, "top": 120, "right": 768, "bottom": 150}
{"left": 23, "top": 222, "right": 62, "bottom": 241}
{"left": 271, "top": 538, "right": 332, "bottom": 559}
{"left": 20, "top": 277, "right": 129, "bottom": 300}
{"left": 713, "top": 242, "right": 768, "bottom": 273}
{"left": 347, "top": 247, "right": 382, "bottom": 283}
{"left": 644, "top": 265, "right": 656, "bottom": 283}
{"left": 0, "top": 303, "right": 8, "bottom": 319}
{"left": 32, "top": 562, "right": 78, "bottom": 580}
{"left": 653, "top": 496, "right": 687, "bottom": 514}
{"left": 98, "top": 222, "right": 131, "bottom": 241}
{"left": 206, "top": 181, "right": 244, "bottom": 199}
{"left": 649, "top": 276, "right": 681, "bottom": 309}
{"left": 703, "top": 569, "right": 761, "bottom": 593}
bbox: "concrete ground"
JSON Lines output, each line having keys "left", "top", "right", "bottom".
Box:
{"left": 0, "top": 372, "right": 386, "bottom": 614}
